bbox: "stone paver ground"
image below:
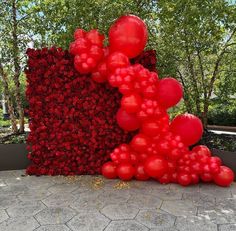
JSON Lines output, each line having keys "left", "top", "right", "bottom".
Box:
{"left": 0, "top": 169, "right": 236, "bottom": 231}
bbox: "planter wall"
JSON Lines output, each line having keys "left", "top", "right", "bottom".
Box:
{"left": 212, "top": 148, "right": 236, "bottom": 180}
{"left": 0, "top": 143, "right": 235, "bottom": 182}
{"left": 0, "top": 144, "right": 29, "bottom": 171}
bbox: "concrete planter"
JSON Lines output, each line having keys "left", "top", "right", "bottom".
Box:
{"left": 0, "top": 143, "right": 235, "bottom": 181}
{"left": 0, "top": 144, "right": 29, "bottom": 171}
{"left": 212, "top": 148, "right": 236, "bottom": 180}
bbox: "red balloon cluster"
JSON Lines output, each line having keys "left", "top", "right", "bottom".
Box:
{"left": 70, "top": 29, "right": 105, "bottom": 74}
{"left": 70, "top": 14, "right": 234, "bottom": 187}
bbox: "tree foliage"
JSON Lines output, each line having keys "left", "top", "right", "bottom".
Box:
{"left": 156, "top": 0, "right": 236, "bottom": 126}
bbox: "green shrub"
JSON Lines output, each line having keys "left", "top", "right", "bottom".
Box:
{"left": 208, "top": 99, "right": 236, "bottom": 126}
{"left": 0, "top": 109, "right": 11, "bottom": 127}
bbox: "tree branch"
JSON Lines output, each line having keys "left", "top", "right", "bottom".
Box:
{"left": 207, "top": 27, "right": 236, "bottom": 100}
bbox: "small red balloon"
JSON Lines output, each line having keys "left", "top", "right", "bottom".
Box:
{"left": 210, "top": 156, "right": 222, "bottom": 166}
{"left": 116, "top": 108, "right": 140, "bottom": 131}
{"left": 102, "top": 162, "right": 117, "bottom": 179}
{"left": 178, "top": 173, "right": 192, "bottom": 186}
{"left": 109, "top": 15, "right": 148, "bottom": 58}
{"left": 191, "top": 173, "right": 199, "bottom": 184}
{"left": 119, "top": 152, "right": 131, "bottom": 163}
{"left": 117, "top": 163, "right": 135, "bottom": 181}
{"left": 130, "top": 134, "right": 150, "bottom": 152}
{"left": 156, "top": 78, "right": 183, "bottom": 109}
{"left": 201, "top": 173, "right": 213, "bottom": 182}
{"left": 159, "top": 173, "right": 171, "bottom": 184}
{"left": 170, "top": 113, "right": 203, "bottom": 146}
{"left": 135, "top": 164, "right": 150, "bottom": 181}
{"left": 192, "top": 145, "right": 211, "bottom": 157}
{"left": 74, "top": 28, "right": 86, "bottom": 40}
{"left": 142, "top": 120, "right": 160, "bottom": 137}
{"left": 85, "top": 29, "right": 104, "bottom": 46}
{"left": 121, "top": 93, "right": 142, "bottom": 113}
{"left": 92, "top": 61, "right": 108, "bottom": 83}
{"left": 213, "top": 166, "right": 234, "bottom": 187}
{"left": 144, "top": 156, "right": 168, "bottom": 178}
{"left": 138, "top": 152, "right": 149, "bottom": 162}
{"left": 107, "top": 52, "right": 130, "bottom": 72}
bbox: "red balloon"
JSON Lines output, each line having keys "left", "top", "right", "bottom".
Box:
{"left": 138, "top": 152, "right": 149, "bottom": 162}
{"left": 74, "top": 28, "right": 86, "bottom": 40}
{"left": 213, "top": 166, "right": 234, "bottom": 187}
{"left": 116, "top": 108, "right": 140, "bottom": 131}
{"left": 144, "top": 156, "right": 168, "bottom": 178}
{"left": 210, "top": 156, "right": 222, "bottom": 166}
{"left": 117, "top": 163, "right": 135, "bottom": 181}
{"left": 209, "top": 162, "right": 220, "bottom": 174}
{"left": 171, "top": 172, "right": 178, "bottom": 183}
{"left": 156, "top": 139, "right": 170, "bottom": 155}
{"left": 107, "top": 52, "right": 130, "bottom": 72}
{"left": 119, "top": 83, "right": 133, "bottom": 95}
{"left": 201, "top": 173, "right": 213, "bottom": 182}
{"left": 170, "top": 113, "right": 203, "bottom": 146}
{"left": 119, "top": 152, "right": 131, "bottom": 163}
{"left": 159, "top": 173, "right": 171, "bottom": 184}
{"left": 92, "top": 61, "right": 108, "bottom": 83}
{"left": 130, "top": 152, "right": 139, "bottom": 165}
{"left": 142, "top": 120, "right": 160, "bottom": 137}
{"left": 135, "top": 164, "right": 150, "bottom": 181}
{"left": 167, "top": 161, "right": 177, "bottom": 173}
{"left": 89, "top": 45, "right": 104, "bottom": 60}
{"left": 191, "top": 173, "right": 200, "bottom": 184}
{"left": 102, "top": 162, "right": 117, "bottom": 179}
{"left": 110, "top": 152, "right": 119, "bottom": 165}
{"left": 178, "top": 173, "right": 192, "bottom": 186}
{"left": 69, "top": 38, "right": 90, "bottom": 55}
{"left": 85, "top": 29, "right": 104, "bottom": 46}
{"left": 109, "top": 15, "right": 148, "bottom": 58}
{"left": 192, "top": 145, "right": 211, "bottom": 157}
{"left": 121, "top": 93, "right": 142, "bottom": 113}
{"left": 130, "top": 134, "right": 150, "bottom": 152}
{"left": 156, "top": 78, "right": 183, "bottom": 109}
{"left": 191, "top": 162, "right": 202, "bottom": 174}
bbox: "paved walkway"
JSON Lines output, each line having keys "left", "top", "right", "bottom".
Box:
{"left": 0, "top": 170, "right": 236, "bottom": 231}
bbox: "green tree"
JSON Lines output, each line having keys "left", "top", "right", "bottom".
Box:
{"left": 156, "top": 0, "right": 236, "bottom": 127}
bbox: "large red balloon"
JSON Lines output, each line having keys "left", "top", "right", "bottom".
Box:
{"left": 117, "top": 163, "right": 135, "bottom": 181}
{"left": 144, "top": 156, "right": 168, "bottom": 178}
{"left": 116, "top": 108, "right": 140, "bottom": 131}
{"left": 213, "top": 166, "right": 234, "bottom": 187}
{"left": 109, "top": 15, "right": 148, "bottom": 58}
{"left": 102, "top": 162, "right": 117, "bottom": 179}
{"left": 170, "top": 113, "right": 203, "bottom": 145}
{"left": 156, "top": 78, "right": 183, "bottom": 108}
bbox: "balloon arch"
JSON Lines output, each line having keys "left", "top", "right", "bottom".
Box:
{"left": 26, "top": 15, "right": 234, "bottom": 187}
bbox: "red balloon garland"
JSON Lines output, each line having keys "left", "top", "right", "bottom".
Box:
{"left": 69, "top": 14, "right": 234, "bottom": 187}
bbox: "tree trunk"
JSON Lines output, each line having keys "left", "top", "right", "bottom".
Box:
{"left": 0, "top": 62, "right": 18, "bottom": 133}
{"left": 177, "top": 69, "right": 193, "bottom": 113}
{"left": 12, "top": 0, "right": 24, "bottom": 133}
{"left": 202, "top": 100, "right": 209, "bottom": 128}
{"left": 196, "top": 49, "right": 208, "bottom": 128}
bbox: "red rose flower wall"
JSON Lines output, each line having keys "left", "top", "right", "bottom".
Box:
{"left": 26, "top": 15, "right": 234, "bottom": 187}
